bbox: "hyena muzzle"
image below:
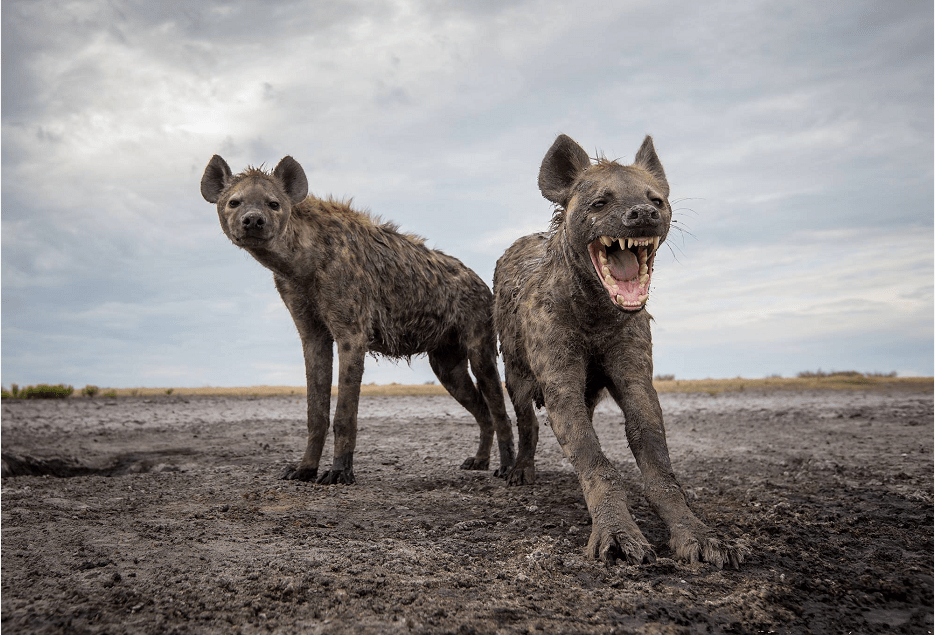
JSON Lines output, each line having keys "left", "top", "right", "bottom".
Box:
{"left": 201, "top": 155, "right": 515, "bottom": 485}
{"left": 493, "top": 134, "right": 744, "bottom": 568}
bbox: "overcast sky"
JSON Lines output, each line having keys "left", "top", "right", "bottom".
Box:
{"left": 2, "top": 0, "right": 932, "bottom": 389}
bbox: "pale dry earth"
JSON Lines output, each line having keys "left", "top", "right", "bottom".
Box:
{"left": 2, "top": 388, "right": 932, "bottom": 634}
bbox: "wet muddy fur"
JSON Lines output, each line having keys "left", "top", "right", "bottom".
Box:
{"left": 201, "top": 156, "right": 514, "bottom": 484}
{"left": 494, "top": 134, "right": 745, "bottom": 568}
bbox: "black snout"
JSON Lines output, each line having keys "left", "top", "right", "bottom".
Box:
{"left": 622, "top": 204, "right": 661, "bottom": 227}
{"left": 241, "top": 211, "right": 266, "bottom": 233}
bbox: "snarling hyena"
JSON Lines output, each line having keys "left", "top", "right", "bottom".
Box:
{"left": 201, "top": 155, "right": 515, "bottom": 484}
{"left": 493, "top": 134, "right": 744, "bottom": 568}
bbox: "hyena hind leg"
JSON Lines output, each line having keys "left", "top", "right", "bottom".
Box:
{"left": 428, "top": 347, "right": 495, "bottom": 471}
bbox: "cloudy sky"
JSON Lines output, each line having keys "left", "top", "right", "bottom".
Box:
{"left": 3, "top": 0, "right": 932, "bottom": 389}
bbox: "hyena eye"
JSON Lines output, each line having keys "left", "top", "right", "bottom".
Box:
{"left": 650, "top": 197, "right": 664, "bottom": 207}
{"left": 591, "top": 199, "right": 606, "bottom": 210}
{"left": 268, "top": 201, "right": 280, "bottom": 210}
{"left": 228, "top": 199, "right": 241, "bottom": 208}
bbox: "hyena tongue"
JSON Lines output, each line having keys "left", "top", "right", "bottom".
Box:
{"left": 607, "top": 249, "right": 639, "bottom": 281}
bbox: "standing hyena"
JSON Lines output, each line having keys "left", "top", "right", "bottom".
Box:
{"left": 201, "top": 155, "right": 515, "bottom": 484}
{"left": 494, "top": 134, "right": 744, "bottom": 568}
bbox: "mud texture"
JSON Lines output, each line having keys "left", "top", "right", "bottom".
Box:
{"left": 2, "top": 389, "right": 932, "bottom": 634}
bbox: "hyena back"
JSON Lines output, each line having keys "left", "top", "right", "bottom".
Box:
{"left": 201, "top": 155, "right": 515, "bottom": 484}
{"left": 494, "top": 134, "right": 744, "bottom": 568}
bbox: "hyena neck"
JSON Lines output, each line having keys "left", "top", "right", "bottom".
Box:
{"left": 242, "top": 210, "right": 320, "bottom": 282}
{"left": 244, "top": 243, "right": 298, "bottom": 279}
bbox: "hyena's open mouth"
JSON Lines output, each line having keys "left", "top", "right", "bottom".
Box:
{"left": 587, "top": 236, "right": 660, "bottom": 310}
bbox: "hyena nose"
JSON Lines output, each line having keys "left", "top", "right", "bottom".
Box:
{"left": 242, "top": 212, "right": 266, "bottom": 231}
{"left": 623, "top": 204, "right": 661, "bottom": 226}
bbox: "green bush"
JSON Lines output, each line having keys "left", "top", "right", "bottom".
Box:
{"left": 102, "top": 390, "right": 118, "bottom": 398}
{"left": 797, "top": 369, "right": 863, "bottom": 379}
{"left": 10, "top": 384, "right": 20, "bottom": 398}
{"left": 21, "top": 384, "right": 74, "bottom": 399}
{"left": 1, "top": 389, "right": 13, "bottom": 400}
{"left": 82, "top": 385, "right": 100, "bottom": 398}
{"left": 654, "top": 373, "right": 676, "bottom": 381}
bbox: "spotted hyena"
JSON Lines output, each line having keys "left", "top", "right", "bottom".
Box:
{"left": 493, "top": 134, "right": 744, "bottom": 567}
{"left": 201, "top": 155, "right": 515, "bottom": 484}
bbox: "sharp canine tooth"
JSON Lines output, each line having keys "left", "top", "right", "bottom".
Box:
{"left": 600, "top": 236, "right": 613, "bottom": 247}
{"left": 652, "top": 236, "right": 659, "bottom": 250}
{"left": 619, "top": 238, "right": 627, "bottom": 250}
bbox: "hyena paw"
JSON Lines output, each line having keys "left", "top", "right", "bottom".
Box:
{"left": 493, "top": 461, "right": 516, "bottom": 479}
{"left": 316, "top": 469, "right": 356, "bottom": 485}
{"left": 669, "top": 523, "right": 747, "bottom": 569}
{"left": 506, "top": 462, "right": 535, "bottom": 486}
{"left": 460, "top": 457, "right": 490, "bottom": 471}
{"left": 586, "top": 524, "right": 656, "bottom": 566}
{"left": 278, "top": 465, "right": 318, "bottom": 481}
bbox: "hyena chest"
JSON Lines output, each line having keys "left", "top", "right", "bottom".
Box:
{"left": 368, "top": 309, "right": 452, "bottom": 357}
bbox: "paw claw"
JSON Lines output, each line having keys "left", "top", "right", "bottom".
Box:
{"left": 316, "top": 469, "right": 355, "bottom": 485}
{"left": 460, "top": 457, "right": 490, "bottom": 471}
{"left": 279, "top": 465, "right": 318, "bottom": 481}
{"left": 587, "top": 526, "right": 654, "bottom": 566}
{"left": 670, "top": 526, "right": 746, "bottom": 569}
{"left": 506, "top": 462, "right": 535, "bottom": 486}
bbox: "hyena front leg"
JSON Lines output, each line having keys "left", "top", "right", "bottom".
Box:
{"left": 317, "top": 337, "right": 366, "bottom": 485}
{"left": 610, "top": 380, "right": 745, "bottom": 569}
{"left": 281, "top": 327, "right": 333, "bottom": 481}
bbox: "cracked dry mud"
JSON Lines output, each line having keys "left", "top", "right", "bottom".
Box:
{"left": 2, "top": 388, "right": 932, "bottom": 634}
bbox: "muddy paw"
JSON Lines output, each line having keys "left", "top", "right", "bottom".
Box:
{"left": 493, "top": 462, "right": 516, "bottom": 479}
{"left": 278, "top": 465, "right": 318, "bottom": 481}
{"left": 460, "top": 457, "right": 490, "bottom": 471}
{"left": 669, "top": 524, "right": 746, "bottom": 569}
{"left": 586, "top": 525, "right": 656, "bottom": 566}
{"left": 316, "top": 469, "right": 356, "bottom": 485}
{"left": 506, "top": 462, "right": 535, "bottom": 486}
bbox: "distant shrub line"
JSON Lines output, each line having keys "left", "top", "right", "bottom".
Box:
{"left": 796, "top": 369, "right": 897, "bottom": 379}
{"left": 1, "top": 383, "right": 75, "bottom": 399}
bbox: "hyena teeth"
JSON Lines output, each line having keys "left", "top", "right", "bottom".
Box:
{"left": 652, "top": 236, "right": 659, "bottom": 250}
{"left": 600, "top": 236, "right": 614, "bottom": 247}
{"left": 639, "top": 249, "right": 648, "bottom": 265}
{"left": 638, "top": 293, "right": 649, "bottom": 304}
{"left": 639, "top": 264, "right": 648, "bottom": 276}
{"left": 598, "top": 250, "right": 608, "bottom": 265}
{"left": 640, "top": 274, "right": 649, "bottom": 286}
{"left": 621, "top": 238, "right": 630, "bottom": 250}
{"left": 602, "top": 265, "right": 611, "bottom": 278}
{"left": 604, "top": 274, "right": 616, "bottom": 287}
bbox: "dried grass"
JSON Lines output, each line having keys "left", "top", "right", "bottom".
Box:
{"left": 80, "top": 376, "right": 932, "bottom": 398}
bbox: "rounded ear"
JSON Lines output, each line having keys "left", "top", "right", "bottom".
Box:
{"left": 634, "top": 135, "right": 669, "bottom": 198}
{"left": 538, "top": 134, "right": 591, "bottom": 206}
{"left": 273, "top": 156, "right": 309, "bottom": 205}
{"left": 201, "top": 155, "right": 233, "bottom": 203}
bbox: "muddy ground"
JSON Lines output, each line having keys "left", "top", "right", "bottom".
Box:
{"left": 2, "top": 387, "right": 932, "bottom": 634}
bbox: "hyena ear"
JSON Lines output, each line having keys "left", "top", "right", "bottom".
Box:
{"left": 201, "top": 155, "right": 233, "bottom": 203}
{"left": 273, "top": 156, "right": 309, "bottom": 205}
{"left": 538, "top": 134, "right": 592, "bottom": 206}
{"left": 634, "top": 135, "right": 669, "bottom": 198}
